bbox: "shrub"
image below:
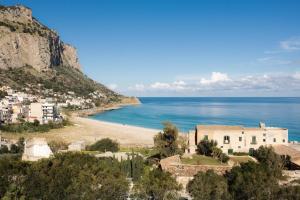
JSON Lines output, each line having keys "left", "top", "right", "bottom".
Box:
{"left": 253, "top": 146, "right": 283, "bottom": 178}
{"left": 88, "top": 138, "right": 119, "bottom": 152}
{"left": 48, "top": 140, "right": 68, "bottom": 153}
{"left": 132, "top": 168, "right": 181, "bottom": 200}
{"left": 154, "top": 122, "right": 182, "bottom": 158}
{"left": 219, "top": 153, "right": 229, "bottom": 163}
{"left": 196, "top": 139, "right": 217, "bottom": 156}
{"left": 187, "top": 170, "right": 231, "bottom": 200}
{"left": 0, "top": 145, "right": 9, "bottom": 154}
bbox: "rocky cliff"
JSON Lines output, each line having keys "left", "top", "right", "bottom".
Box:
{"left": 0, "top": 5, "right": 81, "bottom": 71}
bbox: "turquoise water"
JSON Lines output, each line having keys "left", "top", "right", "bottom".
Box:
{"left": 90, "top": 97, "right": 300, "bottom": 141}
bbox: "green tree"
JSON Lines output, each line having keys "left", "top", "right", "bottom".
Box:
{"left": 0, "top": 155, "right": 29, "bottom": 199}
{"left": 22, "top": 152, "right": 129, "bottom": 200}
{"left": 276, "top": 184, "right": 300, "bottom": 199}
{"left": 154, "top": 122, "right": 182, "bottom": 158}
{"left": 48, "top": 140, "right": 68, "bottom": 153}
{"left": 87, "top": 138, "right": 119, "bottom": 152}
{"left": 187, "top": 170, "right": 231, "bottom": 200}
{"left": 16, "top": 137, "right": 25, "bottom": 153}
{"left": 33, "top": 119, "right": 40, "bottom": 126}
{"left": 253, "top": 146, "right": 283, "bottom": 178}
{"left": 9, "top": 144, "right": 19, "bottom": 154}
{"left": 0, "top": 145, "right": 9, "bottom": 154}
{"left": 132, "top": 168, "right": 181, "bottom": 200}
{"left": 226, "top": 161, "right": 279, "bottom": 200}
{"left": 196, "top": 139, "right": 217, "bottom": 156}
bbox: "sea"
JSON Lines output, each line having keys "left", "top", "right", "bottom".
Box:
{"left": 90, "top": 97, "right": 300, "bottom": 141}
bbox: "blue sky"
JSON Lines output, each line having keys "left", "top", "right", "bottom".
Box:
{"left": 2, "top": 0, "right": 300, "bottom": 96}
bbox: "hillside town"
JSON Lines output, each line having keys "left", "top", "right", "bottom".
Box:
{"left": 0, "top": 85, "right": 106, "bottom": 125}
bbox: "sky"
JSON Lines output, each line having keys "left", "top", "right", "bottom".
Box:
{"left": 1, "top": 0, "right": 300, "bottom": 97}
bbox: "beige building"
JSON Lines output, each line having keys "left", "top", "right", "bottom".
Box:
{"left": 187, "top": 122, "right": 288, "bottom": 154}
{"left": 29, "top": 103, "right": 43, "bottom": 123}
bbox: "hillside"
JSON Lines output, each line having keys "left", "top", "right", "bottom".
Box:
{"left": 0, "top": 5, "right": 137, "bottom": 107}
{"left": 0, "top": 66, "right": 123, "bottom": 106}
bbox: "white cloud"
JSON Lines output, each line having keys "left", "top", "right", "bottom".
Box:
{"left": 293, "top": 72, "right": 300, "bottom": 80}
{"left": 107, "top": 83, "right": 118, "bottom": 90}
{"left": 126, "top": 72, "right": 300, "bottom": 95}
{"left": 280, "top": 37, "right": 300, "bottom": 51}
{"left": 200, "top": 72, "right": 231, "bottom": 85}
{"left": 150, "top": 82, "right": 171, "bottom": 89}
{"left": 257, "top": 57, "right": 292, "bottom": 65}
{"left": 128, "top": 84, "right": 145, "bottom": 91}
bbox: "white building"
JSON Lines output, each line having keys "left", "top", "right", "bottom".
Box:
{"left": 42, "top": 103, "right": 59, "bottom": 123}
{"left": 22, "top": 138, "right": 53, "bottom": 161}
{"left": 187, "top": 122, "right": 288, "bottom": 154}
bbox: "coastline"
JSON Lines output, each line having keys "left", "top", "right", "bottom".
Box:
{"left": 2, "top": 97, "right": 159, "bottom": 147}
{"left": 73, "top": 96, "right": 141, "bottom": 117}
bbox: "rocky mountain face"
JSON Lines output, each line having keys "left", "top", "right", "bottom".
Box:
{"left": 0, "top": 5, "right": 81, "bottom": 71}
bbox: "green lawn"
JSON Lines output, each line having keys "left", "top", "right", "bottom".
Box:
{"left": 229, "top": 156, "right": 254, "bottom": 164}
{"left": 119, "top": 147, "right": 158, "bottom": 157}
{"left": 181, "top": 154, "right": 227, "bottom": 165}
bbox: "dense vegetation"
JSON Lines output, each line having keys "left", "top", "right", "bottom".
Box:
{"left": 0, "top": 137, "right": 24, "bottom": 155}
{"left": 196, "top": 139, "right": 229, "bottom": 163}
{"left": 187, "top": 146, "right": 300, "bottom": 200}
{"left": 87, "top": 138, "right": 119, "bottom": 152}
{"left": 154, "top": 122, "right": 184, "bottom": 158}
{"left": 0, "top": 152, "right": 180, "bottom": 199}
{"left": 0, "top": 119, "right": 70, "bottom": 133}
{"left": 0, "top": 66, "right": 122, "bottom": 104}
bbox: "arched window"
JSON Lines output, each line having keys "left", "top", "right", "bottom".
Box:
{"left": 224, "top": 136, "right": 230, "bottom": 144}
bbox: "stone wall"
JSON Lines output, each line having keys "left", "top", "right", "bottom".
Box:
{"left": 163, "top": 163, "right": 232, "bottom": 176}
{"left": 161, "top": 155, "right": 232, "bottom": 176}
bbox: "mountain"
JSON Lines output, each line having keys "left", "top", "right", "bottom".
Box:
{"left": 0, "top": 5, "right": 80, "bottom": 71}
{"left": 0, "top": 5, "right": 138, "bottom": 106}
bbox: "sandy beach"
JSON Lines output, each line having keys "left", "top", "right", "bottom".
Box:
{"left": 3, "top": 116, "right": 159, "bottom": 147}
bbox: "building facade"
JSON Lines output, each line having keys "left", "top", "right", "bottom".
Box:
{"left": 187, "top": 122, "right": 288, "bottom": 154}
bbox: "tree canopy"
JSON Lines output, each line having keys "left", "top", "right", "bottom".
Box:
{"left": 154, "top": 122, "right": 183, "bottom": 158}
{"left": 187, "top": 170, "right": 231, "bottom": 200}
{"left": 87, "top": 138, "right": 119, "bottom": 152}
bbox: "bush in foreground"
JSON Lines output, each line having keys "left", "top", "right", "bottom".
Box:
{"left": 87, "top": 138, "right": 119, "bottom": 152}
{"left": 0, "top": 153, "right": 129, "bottom": 200}
{"left": 132, "top": 168, "right": 182, "bottom": 200}
{"left": 187, "top": 170, "right": 231, "bottom": 200}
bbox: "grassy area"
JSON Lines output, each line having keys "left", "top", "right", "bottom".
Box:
{"left": 120, "top": 147, "right": 158, "bottom": 157}
{"left": 229, "top": 156, "right": 255, "bottom": 165}
{"left": 0, "top": 119, "right": 71, "bottom": 133}
{"left": 181, "top": 154, "right": 227, "bottom": 166}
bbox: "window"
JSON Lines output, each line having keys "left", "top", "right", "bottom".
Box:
{"left": 283, "top": 139, "right": 286, "bottom": 143}
{"left": 224, "top": 136, "right": 230, "bottom": 144}
{"left": 273, "top": 138, "right": 276, "bottom": 143}
{"left": 242, "top": 131, "right": 244, "bottom": 134}
{"left": 251, "top": 136, "right": 257, "bottom": 144}
{"left": 238, "top": 146, "right": 241, "bottom": 148}
{"left": 263, "top": 133, "right": 266, "bottom": 136}
{"left": 239, "top": 137, "right": 242, "bottom": 142}
{"left": 263, "top": 139, "right": 266, "bottom": 142}
{"left": 221, "top": 146, "right": 223, "bottom": 148}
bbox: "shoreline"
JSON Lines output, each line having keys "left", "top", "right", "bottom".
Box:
{"left": 73, "top": 97, "right": 141, "bottom": 117}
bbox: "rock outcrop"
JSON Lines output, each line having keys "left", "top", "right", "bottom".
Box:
{"left": 0, "top": 5, "right": 81, "bottom": 71}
